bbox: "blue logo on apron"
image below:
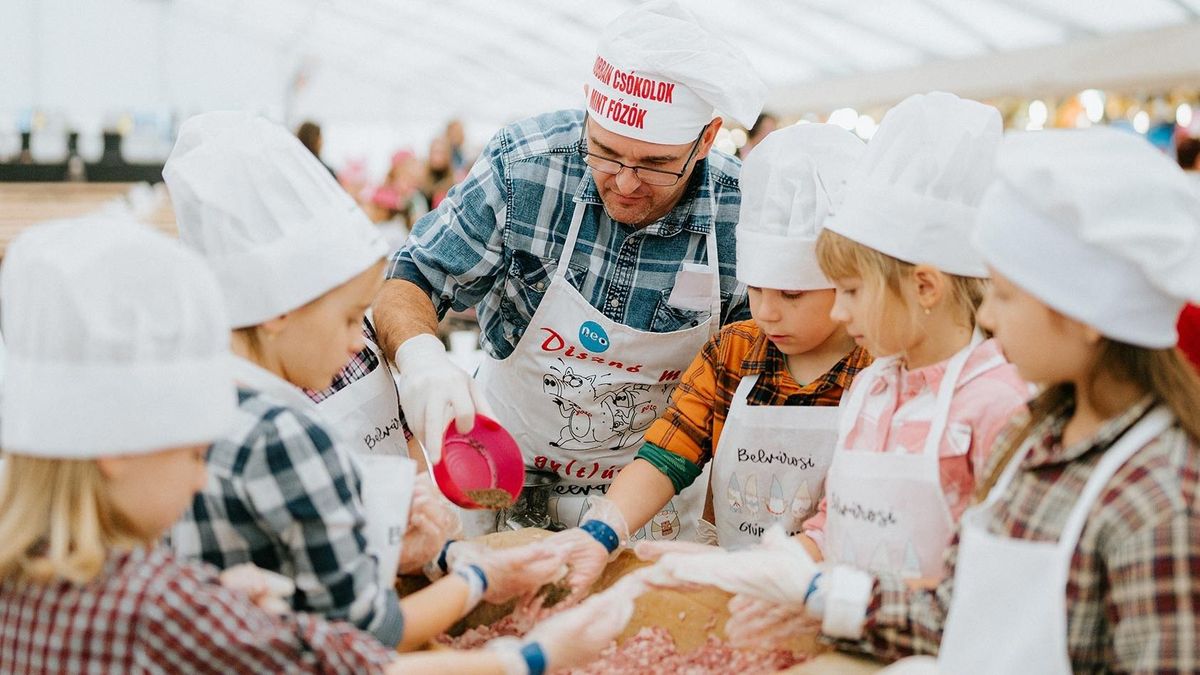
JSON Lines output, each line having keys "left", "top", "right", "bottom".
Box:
{"left": 578, "top": 321, "right": 610, "bottom": 353}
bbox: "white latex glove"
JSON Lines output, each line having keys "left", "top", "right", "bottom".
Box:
{"left": 541, "top": 528, "right": 609, "bottom": 595}
{"left": 399, "top": 475, "right": 462, "bottom": 575}
{"left": 542, "top": 496, "right": 630, "bottom": 594}
{"left": 633, "top": 539, "right": 717, "bottom": 562}
{"left": 449, "top": 541, "right": 567, "bottom": 605}
{"left": 725, "top": 594, "right": 819, "bottom": 650}
{"left": 218, "top": 563, "right": 295, "bottom": 615}
{"left": 393, "top": 333, "right": 493, "bottom": 463}
{"left": 651, "top": 525, "right": 819, "bottom": 604}
{"left": 524, "top": 575, "right": 645, "bottom": 671}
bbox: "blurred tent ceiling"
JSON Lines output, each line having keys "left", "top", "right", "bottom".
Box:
{"left": 4, "top": 0, "right": 1200, "bottom": 133}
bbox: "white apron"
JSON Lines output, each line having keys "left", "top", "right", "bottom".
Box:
{"left": 232, "top": 356, "right": 414, "bottom": 590}
{"left": 934, "top": 406, "right": 1174, "bottom": 675}
{"left": 475, "top": 197, "right": 721, "bottom": 541}
{"left": 315, "top": 330, "right": 410, "bottom": 457}
{"left": 711, "top": 374, "right": 841, "bottom": 549}
{"left": 823, "top": 335, "right": 1002, "bottom": 579}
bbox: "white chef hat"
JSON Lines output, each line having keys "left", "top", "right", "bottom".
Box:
{"left": 1, "top": 217, "right": 235, "bottom": 458}
{"left": 736, "top": 124, "right": 865, "bottom": 290}
{"left": 164, "top": 111, "right": 387, "bottom": 329}
{"left": 586, "top": 0, "right": 766, "bottom": 144}
{"left": 976, "top": 128, "right": 1200, "bottom": 349}
{"left": 826, "top": 92, "right": 1002, "bottom": 278}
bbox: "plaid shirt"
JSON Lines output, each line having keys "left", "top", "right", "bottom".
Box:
{"left": 0, "top": 546, "right": 395, "bottom": 674}
{"left": 841, "top": 395, "right": 1200, "bottom": 672}
{"left": 638, "top": 320, "right": 871, "bottom": 488}
{"left": 170, "top": 386, "right": 404, "bottom": 648}
{"left": 387, "top": 108, "right": 750, "bottom": 361}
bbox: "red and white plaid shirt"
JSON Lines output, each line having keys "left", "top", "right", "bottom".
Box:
{"left": 0, "top": 546, "right": 396, "bottom": 674}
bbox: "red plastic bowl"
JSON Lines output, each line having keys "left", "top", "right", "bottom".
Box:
{"left": 433, "top": 414, "right": 525, "bottom": 509}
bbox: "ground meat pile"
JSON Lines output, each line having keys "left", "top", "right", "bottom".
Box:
{"left": 437, "top": 612, "right": 806, "bottom": 673}
{"left": 564, "top": 627, "right": 805, "bottom": 675}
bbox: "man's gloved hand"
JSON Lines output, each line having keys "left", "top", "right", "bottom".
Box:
{"left": 648, "top": 526, "right": 819, "bottom": 604}
{"left": 540, "top": 495, "right": 630, "bottom": 594}
{"left": 393, "top": 333, "right": 493, "bottom": 463}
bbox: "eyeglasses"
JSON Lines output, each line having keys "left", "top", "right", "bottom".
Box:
{"left": 578, "top": 123, "right": 705, "bottom": 187}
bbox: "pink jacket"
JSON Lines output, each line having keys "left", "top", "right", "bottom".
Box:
{"left": 803, "top": 338, "right": 1030, "bottom": 553}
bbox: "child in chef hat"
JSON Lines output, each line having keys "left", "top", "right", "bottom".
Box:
{"left": 578, "top": 123, "right": 872, "bottom": 567}
{"left": 0, "top": 221, "right": 634, "bottom": 674}
{"left": 163, "top": 111, "right": 563, "bottom": 651}
{"left": 795, "top": 92, "right": 1029, "bottom": 582}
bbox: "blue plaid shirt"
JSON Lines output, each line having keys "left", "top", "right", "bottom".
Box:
{"left": 387, "top": 109, "right": 750, "bottom": 360}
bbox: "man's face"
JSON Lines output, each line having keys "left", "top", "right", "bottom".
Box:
{"left": 585, "top": 119, "right": 720, "bottom": 227}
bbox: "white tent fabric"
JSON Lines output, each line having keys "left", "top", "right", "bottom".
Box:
{"left": 2, "top": 0, "right": 1198, "bottom": 159}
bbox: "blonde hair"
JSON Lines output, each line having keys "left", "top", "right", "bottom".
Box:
{"left": 815, "top": 229, "right": 986, "bottom": 336}
{"left": 976, "top": 342, "right": 1200, "bottom": 501}
{"left": 0, "top": 456, "right": 138, "bottom": 585}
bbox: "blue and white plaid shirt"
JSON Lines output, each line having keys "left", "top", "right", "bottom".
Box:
{"left": 170, "top": 387, "right": 404, "bottom": 648}
{"left": 387, "top": 109, "right": 750, "bottom": 360}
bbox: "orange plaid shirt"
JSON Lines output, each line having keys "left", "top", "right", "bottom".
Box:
{"left": 641, "top": 320, "right": 871, "bottom": 470}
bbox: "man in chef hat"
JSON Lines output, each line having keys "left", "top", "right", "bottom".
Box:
{"left": 371, "top": 1, "right": 767, "bottom": 549}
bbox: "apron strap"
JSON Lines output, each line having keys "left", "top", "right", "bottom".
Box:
{"left": 702, "top": 372, "right": 761, "bottom": 523}
{"left": 555, "top": 200, "right": 588, "bottom": 281}
{"left": 920, "top": 330, "right": 986, "bottom": 458}
{"left": 1054, "top": 406, "right": 1173, "bottom": 553}
{"left": 704, "top": 219, "right": 722, "bottom": 338}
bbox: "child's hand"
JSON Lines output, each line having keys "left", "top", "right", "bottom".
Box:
{"left": 453, "top": 542, "right": 567, "bottom": 605}
{"left": 398, "top": 475, "right": 462, "bottom": 574}
{"left": 219, "top": 563, "right": 295, "bottom": 615}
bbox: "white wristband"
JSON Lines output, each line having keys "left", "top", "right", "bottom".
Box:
{"left": 454, "top": 564, "right": 487, "bottom": 615}
{"left": 486, "top": 638, "right": 530, "bottom": 675}
{"left": 820, "top": 565, "right": 874, "bottom": 639}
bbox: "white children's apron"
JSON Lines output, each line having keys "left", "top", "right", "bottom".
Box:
{"left": 710, "top": 374, "right": 841, "bottom": 549}
{"left": 823, "top": 335, "right": 1003, "bottom": 579}
{"left": 315, "top": 331, "right": 410, "bottom": 458}
{"left": 934, "top": 406, "right": 1174, "bottom": 674}
{"left": 475, "top": 195, "right": 721, "bottom": 542}
{"left": 232, "top": 356, "right": 414, "bottom": 590}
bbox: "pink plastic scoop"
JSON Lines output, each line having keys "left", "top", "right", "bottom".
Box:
{"left": 432, "top": 414, "right": 525, "bottom": 509}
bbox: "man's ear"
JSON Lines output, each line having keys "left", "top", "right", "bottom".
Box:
{"left": 698, "top": 117, "right": 724, "bottom": 156}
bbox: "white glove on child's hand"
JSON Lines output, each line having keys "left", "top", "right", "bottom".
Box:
{"left": 725, "top": 594, "right": 819, "bottom": 650}
{"left": 399, "top": 475, "right": 462, "bottom": 575}
{"left": 393, "top": 333, "right": 493, "bottom": 463}
{"left": 540, "top": 495, "right": 630, "bottom": 594}
{"left": 218, "top": 563, "right": 295, "bottom": 615}
{"left": 450, "top": 541, "right": 567, "bottom": 605}
{"left": 525, "top": 575, "right": 645, "bottom": 671}
{"left": 650, "top": 526, "right": 819, "bottom": 604}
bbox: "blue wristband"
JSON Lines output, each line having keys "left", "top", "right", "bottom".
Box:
{"left": 467, "top": 563, "right": 489, "bottom": 593}
{"left": 520, "top": 642, "right": 547, "bottom": 675}
{"left": 580, "top": 519, "right": 619, "bottom": 554}
{"left": 803, "top": 571, "right": 823, "bottom": 606}
{"left": 436, "top": 539, "right": 456, "bottom": 574}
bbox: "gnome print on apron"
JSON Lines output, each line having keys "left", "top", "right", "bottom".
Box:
{"left": 476, "top": 195, "right": 722, "bottom": 542}
{"left": 709, "top": 374, "right": 841, "bottom": 549}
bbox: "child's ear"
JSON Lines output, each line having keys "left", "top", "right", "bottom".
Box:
{"left": 911, "top": 265, "right": 945, "bottom": 311}
{"left": 94, "top": 456, "right": 126, "bottom": 480}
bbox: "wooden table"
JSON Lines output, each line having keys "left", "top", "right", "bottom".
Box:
{"left": 0, "top": 182, "right": 176, "bottom": 257}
